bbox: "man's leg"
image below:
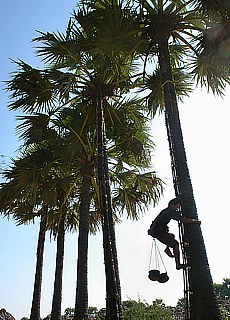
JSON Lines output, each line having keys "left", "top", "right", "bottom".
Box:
{"left": 164, "top": 234, "right": 175, "bottom": 257}
{"left": 173, "top": 243, "right": 186, "bottom": 270}
{"left": 164, "top": 246, "right": 174, "bottom": 258}
{"left": 155, "top": 233, "right": 186, "bottom": 270}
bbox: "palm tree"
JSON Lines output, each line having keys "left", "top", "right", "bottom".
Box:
{"left": 30, "top": 213, "right": 47, "bottom": 320}
{"left": 0, "top": 146, "right": 54, "bottom": 320}
{"left": 28, "top": 3, "right": 144, "bottom": 318}
{"left": 17, "top": 119, "right": 85, "bottom": 320}
{"left": 136, "top": 0, "right": 230, "bottom": 318}
{"left": 59, "top": 95, "right": 163, "bottom": 319}
{"left": 0, "top": 102, "right": 83, "bottom": 320}
{"left": 194, "top": 0, "right": 230, "bottom": 17}
{"left": 74, "top": 171, "right": 93, "bottom": 320}
{"left": 5, "top": 62, "right": 163, "bottom": 320}
{"left": 48, "top": 176, "right": 76, "bottom": 320}
{"left": 4, "top": 3, "right": 163, "bottom": 318}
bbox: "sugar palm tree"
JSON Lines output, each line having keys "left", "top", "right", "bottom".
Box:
{"left": 1, "top": 97, "right": 89, "bottom": 320}
{"left": 28, "top": 3, "right": 144, "bottom": 318}
{"left": 136, "top": 0, "right": 230, "bottom": 319}
{"left": 0, "top": 143, "right": 59, "bottom": 320}
{"left": 47, "top": 168, "right": 80, "bottom": 320}
{"left": 56, "top": 104, "right": 98, "bottom": 320}
{"left": 17, "top": 113, "right": 91, "bottom": 320}
{"left": 5, "top": 60, "right": 163, "bottom": 320}
{"left": 59, "top": 93, "right": 163, "bottom": 319}
{"left": 5, "top": 2, "right": 163, "bottom": 318}
{"left": 194, "top": 0, "right": 230, "bottom": 16}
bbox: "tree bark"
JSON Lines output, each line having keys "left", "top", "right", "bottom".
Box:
{"left": 96, "top": 96, "right": 122, "bottom": 320}
{"left": 50, "top": 214, "right": 66, "bottom": 320}
{"left": 104, "top": 151, "right": 123, "bottom": 320}
{"left": 74, "top": 174, "right": 91, "bottom": 320}
{"left": 157, "top": 37, "right": 221, "bottom": 320}
{"left": 30, "top": 215, "right": 46, "bottom": 320}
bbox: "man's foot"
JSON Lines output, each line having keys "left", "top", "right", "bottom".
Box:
{"left": 176, "top": 264, "right": 187, "bottom": 270}
{"left": 164, "top": 247, "right": 174, "bottom": 258}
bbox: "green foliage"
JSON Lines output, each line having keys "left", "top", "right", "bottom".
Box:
{"left": 64, "top": 300, "right": 174, "bottom": 320}
{"left": 64, "top": 307, "right": 75, "bottom": 316}
{"left": 175, "top": 297, "right": 185, "bottom": 307}
{"left": 88, "top": 306, "right": 99, "bottom": 315}
{"left": 3, "top": 1, "right": 230, "bottom": 319}
{"left": 122, "top": 298, "right": 174, "bottom": 320}
{"left": 220, "top": 306, "right": 230, "bottom": 320}
{"left": 214, "top": 278, "right": 230, "bottom": 300}
{"left": 96, "top": 308, "right": 106, "bottom": 319}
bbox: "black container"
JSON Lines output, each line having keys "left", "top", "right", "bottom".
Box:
{"left": 158, "top": 272, "right": 169, "bottom": 283}
{"left": 148, "top": 269, "right": 161, "bottom": 281}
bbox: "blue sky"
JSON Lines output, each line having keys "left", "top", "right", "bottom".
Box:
{"left": 1, "top": 2, "right": 230, "bottom": 319}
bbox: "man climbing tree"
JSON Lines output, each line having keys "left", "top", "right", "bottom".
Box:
{"left": 148, "top": 198, "right": 201, "bottom": 270}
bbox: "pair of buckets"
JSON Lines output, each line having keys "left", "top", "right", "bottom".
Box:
{"left": 148, "top": 269, "right": 169, "bottom": 283}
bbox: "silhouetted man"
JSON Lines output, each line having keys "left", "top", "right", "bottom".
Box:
{"left": 148, "top": 198, "right": 201, "bottom": 270}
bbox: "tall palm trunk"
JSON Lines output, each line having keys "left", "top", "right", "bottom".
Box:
{"left": 30, "top": 215, "right": 47, "bottom": 320}
{"left": 104, "top": 152, "right": 123, "bottom": 319}
{"left": 96, "top": 96, "right": 123, "bottom": 320}
{"left": 74, "top": 174, "right": 91, "bottom": 320}
{"left": 157, "top": 37, "right": 221, "bottom": 320}
{"left": 50, "top": 214, "right": 66, "bottom": 320}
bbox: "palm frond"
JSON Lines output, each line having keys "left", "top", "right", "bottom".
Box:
{"left": 6, "top": 60, "right": 58, "bottom": 113}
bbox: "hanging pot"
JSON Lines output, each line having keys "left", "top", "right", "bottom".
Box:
{"left": 148, "top": 269, "right": 161, "bottom": 281}
{"left": 158, "top": 272, "right": 169, "bottom": 283}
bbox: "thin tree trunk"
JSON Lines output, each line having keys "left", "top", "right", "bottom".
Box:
{"left": 157, "top": 37, "right": 221, "bottom": 320}
{"left": 104, "top": 151, "right": 123, "bottom": 320}
{"left": 74, "top": 174, "right": 91, "bottom": 320}
{"left": 30, "top": 215, "right": 46, "bottom": 320}
{"left": 96, "top": 96, "right": 121, "bottom": 320}
{"left": 50, "top": 214, "right": 66, "bottom": 320}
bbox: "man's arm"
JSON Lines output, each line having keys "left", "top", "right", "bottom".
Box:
{"left": 181, "top": 217, "right": 201, "bottom": 224}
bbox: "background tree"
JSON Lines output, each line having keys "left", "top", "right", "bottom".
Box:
{"left": 214, "top": 279, "right": 230, "bottom": 300}
{"left": 64, "top": 307, "right": 75, "bottom": 317}
{"left": 0, "top": 144, "right": 56, "bottom": 320}
{"left": 219, "top": 307, "right": 230, "bottom": 320}
{"left": 122, "top": 298, "right": 174, "bottom": 320}
{"left": 27, "top": 2, "right": 154, "bottom": 318}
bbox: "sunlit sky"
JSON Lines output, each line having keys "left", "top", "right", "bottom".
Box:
{"left": 1, "top": 2, "right": 230, "bottom": 319}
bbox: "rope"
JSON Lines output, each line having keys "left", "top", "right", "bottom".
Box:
{"left": 149, "top": 238, "right": 167, "bottom": 273}
{"left": 178, "top": 221, "right": 190, "bottom": 320}
{"left": 148, "top": 239, "right": 154, "bottom": 270}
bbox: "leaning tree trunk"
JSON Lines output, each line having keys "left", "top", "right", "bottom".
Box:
{"left": 30, "top": 214, "right": 47, "bottom": 320}
{"left": 96, "top": 96, "right": 123, "bottom": 320}
{"left": 74, "top": 174, "right": 92, "bottom": 320}
{"left": 157, "top": 37, "right": 221, "bottom": 320}
{"left": 50, "top": 214, "right": 66, "bottom": 320}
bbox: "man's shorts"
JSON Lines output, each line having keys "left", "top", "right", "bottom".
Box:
{"left": 154, "top": 232, "right": 178, "bottom": 248}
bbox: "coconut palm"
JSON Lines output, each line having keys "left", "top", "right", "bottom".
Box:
{"left": 136, "top": 0, "right": 229, "bottom": 319}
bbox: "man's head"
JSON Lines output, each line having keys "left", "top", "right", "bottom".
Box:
{"left": 168, "top": 198, "right": 181, "bottom": 210}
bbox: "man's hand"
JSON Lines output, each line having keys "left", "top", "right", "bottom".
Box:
{"left": 181, "top": 217, "right": 201, "bottom": 224}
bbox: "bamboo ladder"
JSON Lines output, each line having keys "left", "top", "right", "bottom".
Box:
{"left": 165, "top": 110, "right": 192, "bottom": 320}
